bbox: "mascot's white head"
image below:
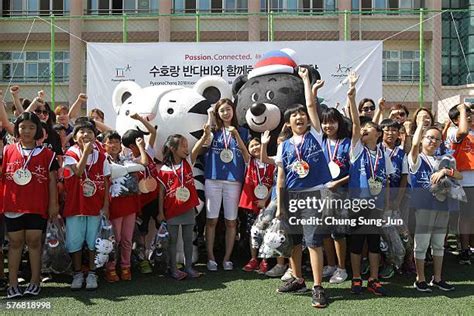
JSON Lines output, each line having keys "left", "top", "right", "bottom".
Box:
{"left": 112, "top": 76, "right": 231, "bottom": 160}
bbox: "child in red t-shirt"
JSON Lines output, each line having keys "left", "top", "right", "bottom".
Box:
{"left": 158, "top": 125, "right": 210, "bottom": 280}
{"left": 2, "top": 112, "right": 59, "bottom": 298}
{"left": 240, "top": 138, "right": 275, "bottom": 274}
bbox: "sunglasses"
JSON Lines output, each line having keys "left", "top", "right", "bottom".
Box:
{"left": 392, "top": 111, "right": 406, "bottom": 117}
{"left": 34, "top": 109, "right": 49, "bottom": 115}
{"left": 361, "top": 106, "right": 376, "bottom": 112}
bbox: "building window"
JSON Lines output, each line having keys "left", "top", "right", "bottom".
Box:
{"left": 172, "top": 0, "right": 248, "bottom": 13}
{"left": 2, "top": 0, "right": 70, "bottom": 16}
{"left": 87, "top": 0, "right": 159, "bottom": 15}
{"left": 383, "top": 50, "right": 424, "bottom": 82}
{"left": 259, "top": 0, "right": 336, "bottom": 12}
{"left": 351, "top": 0, "right": 424, "bottom": 11}
{"left": 0, "top": 51, "right": 69, "bottom": 83}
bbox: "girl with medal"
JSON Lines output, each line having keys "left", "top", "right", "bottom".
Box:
{"left": 103, "top": 131, "right": 145, "bottom": 283}
{"left": 408, "top": 115, "right": 461, "bottom": 292}
{"left": 239, "top": 137, "right": 275, "bottom": 274}
{"left": 63, "top": 118, "right": 110, "bottom": 291}
{"left": 274, "top": 67, "right": 332, "bottom": 308}
{"left": 320, "top": 107, "right": 351, "bottom": 285}
{"left": 203, "top": 99, "right": 250, "bottom": 272}
{"left": 347, "top": 72, "right": 394, "bottom": 296}
{"left": 157, "top": 129, "right": 208, "bottom": 279}
{"left": 2, "top": 112, "right": 58, "bottom": 298}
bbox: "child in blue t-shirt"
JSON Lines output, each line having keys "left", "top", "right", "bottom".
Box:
{"left": 347, "top": 72, "right": 394, "bottom": 296}
{"left": 274, "top": 67, "right": 332, "bottom": 308}
{"left": 203, "top": 98, "right": 250, "bottom": 272}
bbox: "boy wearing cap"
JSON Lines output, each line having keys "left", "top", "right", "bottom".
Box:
{"left": 63, "top": 117, "right": 111, "bottom": 291}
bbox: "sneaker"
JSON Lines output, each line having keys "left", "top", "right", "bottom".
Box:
{"left": 257, "top": 260, "right": 268, "bottom": 274}
{"left": 367, "top": 279, "right": 387, "bottom": 296}
{"left": 351, "top": 278, "right": 363, "bottom": 295}
{"left": 379, "top": 264, "right": 395, "bottom": 279}
{"left": 459, "top": 249, "right": 472, "bottom": 265}
{"left": 207, "top": 260, "right": 218, "bottom": 272}
{"left": 138, "top": 260, "right": 153, "bottom": 274}
{"left": 85, "top": 272, "right": 98, "bottom": 291}
{"left": 41, "top": 273, "right": 53, "bottom": 283}
{"left": 170, "top": 269, "right": 188, "bottom": 281}
{"left": 322, "top": 265, "right": 337, "bottom": 278}
{"left": 361, "top": 258, "right": 369, "bottom": 275}
{"left": 329, "top": 268, "right": 348, "bottom": 284}
{"left": 185, "top": 268, "right": 201, "bottom": 278}
{"left": 223, "top": 261, "right": 234, "bottom": 271}
{"left": 23, "top": 283, "right": 41, "bottom": 296}
{"left": 276, "top": 277, "right": 308, "bottom": 294}
{"left": 6, "top": 286, "right": 23, "bottom": 299}
{"left": 120, "top": 267, "right": 132, "bottom": 281}
{"left": 71, "top": 272, "right": 84, "bottom": 291}
{"left": 414, "top": 281, "right": 432, "bottom": 292}
{"left": 105, "top": 269, "right": 120, "bottom": 283}
{"left": 311, "top": 285, "right": 329, "bottom": 308}
{"left": 280, "top": 267, "right": 294, "bottom": 282}
{"left": 266, "top": 264, "right": 288, "bottom": 278}
{"left": 242, "top": 258, "right": 259, "bottom": 272}
{"left": 429, "top": 278, "right": 455, "bottom": 291}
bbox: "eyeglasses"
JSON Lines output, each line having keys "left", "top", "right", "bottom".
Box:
{"left": 424, "top": 135, "right": 442, "bottom": 143}
{"left": 34, "top": 109, "right": 49, "bottom": 116}
{"left": 361, "top": 106, "right": 376, "bottom": 112}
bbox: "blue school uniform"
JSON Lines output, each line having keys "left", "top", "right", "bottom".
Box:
{"left": 409, "top": 154, "right": 459, "bottom": 212}
{"left": 385, "top": 145, "right": 406, "bottom": 188}
{"left": 278, "top": 127, "right": 332, "bottom": 190}
{"left": 349, "top": 143, "right": 390, "bottom": 209}
{"left": 204, "top": 127, "right": 249, "bottom": 183}
{"left": 322, "top": 137, "right": 351, "bottom": 182}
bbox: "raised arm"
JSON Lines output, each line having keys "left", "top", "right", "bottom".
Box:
{"left": 69, "top": 93, "right": 88, "bottom": 121}
{"left": 9, "top": 86, "right": 24, "bottom": 114}
{"left": 93, "top": 119, "right": 112, "bottom": 133}
{"left": 372, "top": 97, "right": 385, "bottom": 124}
{"left": 130, "top": 113, "right": 157, "bottom": 148}
{"left": 454, "top": 103, "right": 469, "bottom": 142}
{"left": 136, "top": 137, "right": 148, "bottom": 166}
{"left": 299, "top": 67, "right": 322, "bottom": 133}
{"left": 0, "top": 91, "right": 14, "bottom": 135}
{"left": 409, "top": 115, "right": 425, "bottom": 166}
{"left": 229, "top": 126, "right": 250, "bottom": 163}
{"left": 260, "top": 130, "right": 275, "bottom": 165}
{"left": 70, "top": 141, "right": 93, "bottom": 177}
{"left": 191, "top": 124, "right": 211, "bottom": 164}
{"left": 347, "top": 72, "right": 360, "bottom": 145}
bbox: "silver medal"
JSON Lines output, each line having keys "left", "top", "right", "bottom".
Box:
{"left": 254, "top": 184, "right": 269, "bottom": 200}
{"left": 83, "top": 179, "right": 97, "bottom": 197}
{"left": 220, "top": 149, "right": 234, "bottom": 163}
{"left": 13, "top": 169, "right": 32, "bottom": 186}
{"left": 328, "top": 161, "right": 341, "bottom": 179}
{"left": 176, "top": 186, "right": 191, "bottom": 202}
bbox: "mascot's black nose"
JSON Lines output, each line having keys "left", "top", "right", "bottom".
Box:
{"left": 250, "top": 103, "right": 266, "bottom": 116}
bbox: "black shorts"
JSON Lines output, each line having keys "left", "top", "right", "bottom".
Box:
{"left": 0, "top": 215, "right": 5, "bottom": 244}
{"left": 137, "top": 198, "right": 159, "bottom": 234}
{"left": 5, "top": 213, "right": 47, "bottom": 233}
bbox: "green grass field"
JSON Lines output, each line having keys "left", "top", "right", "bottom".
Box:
{"left": 2, "top": 251, "right": 473, "bottom": 315}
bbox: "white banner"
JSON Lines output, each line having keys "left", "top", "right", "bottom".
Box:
{"left": 87, "top": 41, "right": 382, "bottom": 127}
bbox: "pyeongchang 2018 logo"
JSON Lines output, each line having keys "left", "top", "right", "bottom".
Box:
{"left": 331, "top": 64, "right": 353, "bottom": 84}
{"left": 112, "top": 64, "right": 135, "bottom": 82}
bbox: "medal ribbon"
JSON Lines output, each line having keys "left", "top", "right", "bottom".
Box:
{"left": 294, "top": 134, "right": 307, "bottom": 162}
{"left": 364, "top": 146, "right": 381, "bottom": 180}
{"left": 79, "top": 147, "right": 95, "bottom": 180}
{"left": 326, "top": 139, "right": 340, "bottom": 162}
{"left": 384, "top": 144, "right": 398, "bottom": 159}
{"left": 171, "top": 161, "right": 185, "bottom": 188}
{"left": 17, "top": 144, "right": 36, "bottom": 171}
{"left": 254, "top": 159, "right": 267, "bottom": 186}
{"left": 222, "top": 128, "right": 232, "bottom": 150}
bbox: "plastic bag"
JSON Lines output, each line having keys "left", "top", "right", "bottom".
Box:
{"left": 380, "top": 224, "right": 406, "bottom": 269}
{"left": 94, "top": 215, "right": 116, "bottom": 268}
{"left": 149, "top": 221, "right": 169, "bottom": 272}
{"left": 259, "top": 218, "right": 293, "bottom": 259}
{"left": 42, "top": 217, "right": 71, "bottom": 274}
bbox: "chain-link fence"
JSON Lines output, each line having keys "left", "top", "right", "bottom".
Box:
{"left": 0, "top": 9, "right": 472, "bottom": 120}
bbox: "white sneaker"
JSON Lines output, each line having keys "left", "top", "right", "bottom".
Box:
{"left": 322, "top": 265, "right": 337, "bottom": 278}
{"left": 207, "top": 260, "right": 218, "bottom": 272}
{"left": 85, "top": 273, "right": 98, "bottom": 290}
{"left": 266, "top": 264, "right": 288, "bottom": 277}
{"left": 223, "top": 260, "right": 234, "bottom": 271}
{"left": 329, "top": 268, "right": 348, "bottom": 284}
{"left": 71, "top": 272, "right": 84, "bottom": 290}
{"left": 280, "top": 267, "right": 293, "bottom": 282}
